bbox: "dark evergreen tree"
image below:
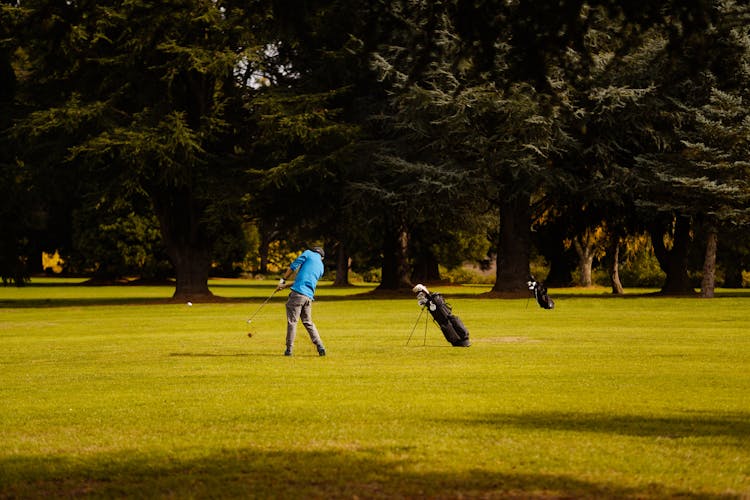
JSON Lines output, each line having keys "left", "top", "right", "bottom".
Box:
{"left": 630, "top": 1, "right": 750, "bottom": 294}
{"left": 68, "top": 192, "right": 171, "bottom": 281}
{"left": 544, "top": 0, "right": 750, "bottom": 294}
{"left": 244, "top": 0, "right": 389, "bottom": 285}
{"left": 10, "top": 0, "right": 264, "bottom": 298}
{"left": 1, "top": 1, "right": 81, "bottom": 284}
{"left": 372, "top": 0, "right": 577, "bottom": 293}
{"left": 0, "top": 2, "right": 26, "bottom": 284}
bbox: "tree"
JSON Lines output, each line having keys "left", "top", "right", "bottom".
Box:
{"left": 539, "top": 0, "right": 750, "bottom": 296}
{"left": 68, "top": 192, "right": 171, "bottom": 281}
{"left": 1, "top": 3, "right": 30, "bottom": 284}
{"left": 536, "top": 2, "right": 672, "bottom": 294}
{"left": 718, "top": 226, "right": 750, "bottom": 288}
{"left": 631, "top": 1, "right": 750, "bottom": 294}
{"left": 12, "top": 0, "right": 264, "bottom": 299}
{"left": 684, "top": 88, "right": 750, "bottom": 297}
{"left": 571, "top": 225, "right": 608, "bottom": 287}
{"left": 530, "top": 200, "right": 581, "bottom": 287}
{"left": 372, "top": 0, "right": 577, "bottom": 294}
{"left": 244, "top": 0, "right": 399, "bottom": 287}
{"left": 1, "top": 1, "right": 84, "bottom": 284}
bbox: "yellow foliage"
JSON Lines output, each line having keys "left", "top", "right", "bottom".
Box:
{"left": 41, "top": 251, "right": 64, "bottom": 274}
{"left": 621, "top": 233, "right": 654, "bottom": 261}
{"left": 265, "top": 241, "right": 307, "bottom": 274}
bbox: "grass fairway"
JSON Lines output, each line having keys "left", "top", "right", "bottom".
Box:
{"left": 1, "top": 279, "right": 749, "bottom": 498}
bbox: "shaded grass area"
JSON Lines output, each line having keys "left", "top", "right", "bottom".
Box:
{"left": 1, "top": 279, "right": 749, "bottom": 498}
{"left": 3, "top": 446, "right": 735, "bottom": 499}
{"left": 0, "top": 278, "right": 380, "bottom": 308}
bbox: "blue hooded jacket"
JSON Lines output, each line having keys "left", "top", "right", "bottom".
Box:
{"left": 289, "top": 249, "right": 324, "bottom": 299}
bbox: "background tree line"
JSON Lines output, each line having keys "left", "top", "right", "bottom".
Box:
{"left": 1, "top": 0, "right": 748, "bottom": 298}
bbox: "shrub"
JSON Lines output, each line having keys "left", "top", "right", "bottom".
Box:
{"left": 441, "top": 265, "right": 495, "bottom": 285}
{"left": 617, "top": 244, "right": 665, "bottom": 288}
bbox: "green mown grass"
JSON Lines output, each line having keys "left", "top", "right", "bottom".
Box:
{"left": 1, "top": 279, "right": 749, "bottom": 498}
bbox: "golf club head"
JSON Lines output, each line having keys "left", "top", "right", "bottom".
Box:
{"left": 412, "top": 284, "right": 429, "bottom": 295}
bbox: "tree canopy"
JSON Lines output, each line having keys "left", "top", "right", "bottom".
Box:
{"left": 2, "top": 0, "right": 749, "bottom": 296}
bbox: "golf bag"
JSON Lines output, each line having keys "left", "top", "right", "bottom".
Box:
{"left": 412, "top": 284, "right": 471, "bottom": 347}
{"left": 527, "top": 276, "right": 555, "bottom": 309}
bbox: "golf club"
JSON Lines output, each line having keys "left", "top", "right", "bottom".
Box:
{"left": 246, "top": 288, "right": 279, "bottom": 337}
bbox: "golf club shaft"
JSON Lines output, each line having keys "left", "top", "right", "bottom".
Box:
{"left": 247, "top": 289, "right": 278, "bottom": 322}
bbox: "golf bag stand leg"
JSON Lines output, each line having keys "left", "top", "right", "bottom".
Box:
{"left": 406, "top": 305, "right": 427, "bottom": 346}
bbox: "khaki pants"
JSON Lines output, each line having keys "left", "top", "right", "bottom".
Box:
{"left": 286, "top": 291, "right": 322, "bottom": 348}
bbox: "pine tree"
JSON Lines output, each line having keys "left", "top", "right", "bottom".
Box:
{"left": 547, "top": 0, "right": 750, "bottom": 294}
{"left": 372, "top": 0, "right": 577, "bottom": 293}
{"left": 11, "top": 0, "right": 266, "bottom": 298}
{"left": 245, "top": 0, "right": 397, "bottom": 286}
{"left": 630, "top": 0, "right": 750, "bottom": 294}
{"left": 0, "top": 2, "right": 27, "bottom": 284}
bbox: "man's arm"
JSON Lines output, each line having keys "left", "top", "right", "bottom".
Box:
{"left": 277, "top": 267, "right": 297, "bottom": 290}
{"left": 277, "top": 251, "right": 308, "bottom": 290}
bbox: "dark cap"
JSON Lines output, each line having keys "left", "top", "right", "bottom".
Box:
{"left": 312, "top": 246, "right": 325, "bottom": 259}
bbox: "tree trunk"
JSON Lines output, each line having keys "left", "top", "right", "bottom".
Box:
{"left": 333, "top": 240, "right": 351, "bottom": 286}
{"left": 169, "top": 245, "right": 212, "bottom": 299}
{"left": 152, "top": 189, "right": 213, "bottom": 300}
{"left": 257, "top": 222, "right": 280, "bottom": 275}
{"left": 258, "top": 230, "right": 270, "bottom": 275}
{"left": 532, "top": 216, "right": 574, "bottom": 286}
{"left": 543, "top": 243, "right": 575, "bottom": 287}
{"left": 411, "top": 248, "right": 441, "bottom": 284}
{"left": 378, "top": 224, "right": 412, "bottom": 290}
{"left": 609, "top": 239, "right": 624, "bottom": 294}
{"left": 701, "top": 225, "right": 718, "bottom": 298}
{"left": 492, "top": 194, "right": 531, "bottom": 293}
{"left": 572, "top": 237, "right": 595, "bottom": 287}
{"left": 650, "top": 214, "right": 695, "bottom": 295}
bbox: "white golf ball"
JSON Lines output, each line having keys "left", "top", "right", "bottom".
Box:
{"left": 187, "top": 301, "right": 193, "bottom": 306}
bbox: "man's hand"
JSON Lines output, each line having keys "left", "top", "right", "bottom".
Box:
{"left": 276, "top": 278, "right": 287, "bottom": 291}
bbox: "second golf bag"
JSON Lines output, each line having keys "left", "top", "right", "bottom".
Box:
{"left": 527, "top": 276, "right": 555, "bottom": 309}
{"left": 412, "top": 284, "right": 471, "bottom": 347}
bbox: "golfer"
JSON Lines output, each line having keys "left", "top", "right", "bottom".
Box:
{"left": 277, "top": 247, "right": 326, "bottom": 357}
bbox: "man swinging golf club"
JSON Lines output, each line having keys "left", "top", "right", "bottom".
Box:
{"left": 277, "top": 246, "right": 327, "bottom": 357}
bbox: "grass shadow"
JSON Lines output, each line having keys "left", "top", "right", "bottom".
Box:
{"left": 168, "top": 352, "right": 251, "bottom": 358}
{"left": 0, "top": 297, "right": 178, "bottom": 309}
{"left": 2, "top": 280, "right": 748, "bottom": 309}
{"left": 448, "top": 411, "right": 750, "bottom": 444}
{"left": 0, "top": 446, "right": 730, "bottom": 499}
{"left": 167, "top": 352, "right": 328, "bottom": 358}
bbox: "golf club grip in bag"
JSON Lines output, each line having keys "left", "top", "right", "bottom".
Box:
{"left": 425, "top": 293, "right": 471, "bottom": 347}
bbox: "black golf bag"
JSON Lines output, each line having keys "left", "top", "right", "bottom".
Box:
{"left": 413, "top": 285, "right": 471, "bottom": 347}
{"left": 527, "top": 276, "right": 555, "bottom": 309}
